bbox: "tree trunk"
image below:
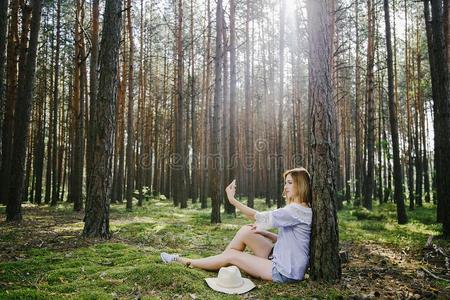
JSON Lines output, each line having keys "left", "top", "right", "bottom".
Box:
{"left": 6, "top": 0, "right": 42, "bottom": 221}
{"left": 33, "top": 76, "right": 45, "bottom": 205}
{"left": 83, "top": 0, "right": 122, "bottom": 238}
{"left": 384, "top": 0, "right": 407, "bottom": 224}
{"left": 86, "top": 0, "right": 99, "bottom": 204}
{"left": 72, "top": 0, "right": 86, "bottom": 212}
{"left": 189, "top": 0, "right": 198, "bottom": 204}
{"left": 173, "top": 0, "right": 187, "bottom": 209}
{"left": 125, "top": 0, "right": 135, "bottom": 211}
{"left": 200, "top": 0, "right": 211, "bottom": 209}
{"left": 414, "top": 20, "right": 423, "bottom": 207}
{"left": 363, "top": 0, "right": 375, "bottom": 210}
{"left": 426, "top": 0, "right": 450, "bottom": 236}
{"left": 0, "top": 0, "right": 8, "bottom": 146}
{"left": 50, "top": 0, "right": 62, "bottom": 206}
{"left": 244, "top": 0, "right": 254, "bottom": 208}
{"left": 404, "top": 0, "right": 415, "bottom": 211}
{"left": 210, "top": 0, "right": 223, "bottom": 223}
{"left": 227, "top": 0, "right": 237, "bottom": 215}
{"left": 0, "top": 0, "right": 19, "bottom": 205}
{"left": 222, "top": 12, "right": 231, "bottom": 213}
{"left": 354, "top": 0, "right": 362, "bottom": 205}
{"left": 307, "top": 0, "right": 341, "bottom": 282}
{"left": 136, "top": 0, "right": 145, "bottom": 207}
{"left": 276, "top": 0, "right": 286, "bottom": 208}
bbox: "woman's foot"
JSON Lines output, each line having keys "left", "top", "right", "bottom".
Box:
{"left": 160, "top": 252, "right": 191, "bottom": 266}
{"left": 160, "top": 252, "right": 179, "bottom": 263}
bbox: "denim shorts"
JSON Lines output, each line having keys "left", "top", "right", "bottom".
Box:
{"left": 271, "top": 264, "right": 299, "bottom": 283}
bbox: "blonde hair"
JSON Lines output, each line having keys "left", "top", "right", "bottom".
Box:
{"left": 283, "top": 167, "right": 312, "bottom": 207}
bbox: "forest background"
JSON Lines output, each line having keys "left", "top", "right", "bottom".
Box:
{"left": 0, "top": 0, "right": 449, "bottom": 298}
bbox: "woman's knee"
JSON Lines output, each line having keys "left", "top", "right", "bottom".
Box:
{"left": 222, "top": 249, "right": 239, "bottom": 262}
{"left": 236, "top": 225, "right": 253, "bottom": 237}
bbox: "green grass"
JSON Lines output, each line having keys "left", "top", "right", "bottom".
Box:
{"left": 339, "top": 201, "right": 444, "bottom": 249}
{"left": 0, "top": 197, "right": 448, "bottom": 299}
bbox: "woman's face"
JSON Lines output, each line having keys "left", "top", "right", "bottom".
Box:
{"left": 284, "top": 174, "right": 296, "bottom": 199}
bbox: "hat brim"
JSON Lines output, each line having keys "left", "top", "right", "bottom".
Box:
{"left": 205, "top": 277, "right": 256, "bottom": 294}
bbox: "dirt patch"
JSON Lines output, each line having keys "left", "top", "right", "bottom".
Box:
{"left": 339, "top": 242, "right": 449, "bottom": 299}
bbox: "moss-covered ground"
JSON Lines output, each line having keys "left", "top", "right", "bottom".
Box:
{"left": 0, "top": 197, "right": 449, "bottom": 299}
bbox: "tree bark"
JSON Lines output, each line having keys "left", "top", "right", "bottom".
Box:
{"left": 426, "top": 0, "right": 450, "bottom": 236}
{"left": 210, "top": 0, "right": 223, "bottom": 223}
{"left": 0, "top": 0, "right": 8, "bottom": 146}
{"left": 125, "top": 0, "right": 135, "bottom": 211}
{"left": 363, "top": 0, "right": 375, "bottom": 210}
{"left": 244, "top": 0, "right": 254, "bottom": 208}
{"left": 6, "top": 0, "right": 42, "bottom": 221}
{"left": 354, "top": 0, "right": 362, "bottom": 205}
{"left": 71, "top": 0, "right": 86, "bottom": 211}
{"left": 83, "top": 0, "right": 122, "bottom": 238}
{"left": 0, "top": 0, "right": 19, "bottom": 205}
{"left": 227, "top": 0, "right": 237, "bottom": 215}
{"left": 384, "top": 0, "right": 407, "bottom": 224}
{"left": 173, "top": 0, "right": 188, "bottom": 209}
{"left": 86, "top": 0, "right": 100, "bottom": 204}
{"left": 50, "top": 0, "right": 62, "bottom": 206}
{"left": 307, "top": 0, "right": 341, "bottom": 282}
{"left": 276, "top": 0, "right": 286, "bottom": 208}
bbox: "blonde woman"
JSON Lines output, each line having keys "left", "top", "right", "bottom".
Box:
{"left": 161, "top": 167, "right": 313, "bottom": 283}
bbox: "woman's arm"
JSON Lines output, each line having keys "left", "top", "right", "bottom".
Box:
{"left": 225, "top": 180, "right": 258, "bottom": 221}
{"left": 251, "top": 225, "right": 278, "bottom": 243}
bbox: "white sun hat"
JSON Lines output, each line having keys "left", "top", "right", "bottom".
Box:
{"left": 205, "top": 265, "right": 256, "bottom": 294}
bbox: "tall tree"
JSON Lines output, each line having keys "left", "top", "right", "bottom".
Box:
{"left": 126, "top": 0, "right": 135, "bottom": 211}
{"left": 6, "top": 0, "right": 42, "bottom": 221}
{"left": 83, "top": 0, "right": 122, "bottom": 237}
{"left": 363, "top": 0, "right": 375, "bottom": 210}
{"left": 354, "top": 0, "right": 362, "bottom": 205}
{"left": 71, "top": 0, "right": 86, "bottom": 211}
{"left": 425, "top": 0, "right": 450, "bottom": 236}
{"left": 226, "top": 0, "right": 237, "bottom": 215}
{"left": 276, "top": 0, "right": 286, "bottom": 208}
{"left": 50, "top": 0, "right": 62, "bottom": 206}
{"left": 199, "top": 0, "right": 211, "bottom": 209}
{"left": 405, "top": 0, "right": 415, "bottom": 210}
{"left": 0, "top": 0, "right": 19, "bottom": 205}
{"left": 173, "top": 0, "right": 188, "bottom": 208}
{"left": 0, "top": 0, "right": 8, "bottom": 143}
{"left": 244, "top": 0, "right": 254, "bottom": 208}
{"left": 189, "top": 0, "right": 199, "bottom": 204}
{"left": 86, "top": 0, "right": 100, "bottom": 204}
{"left": 414, "top": 17, "right": 423, "bottom": 207}
{"left": 307, "top": 0, "right": 341, "bottom": 281}
{"left": 384, "top": 0, "right": 407, "bottom": 224}
{"left": 211, "top": 0, "right": 223, "bottom": 223}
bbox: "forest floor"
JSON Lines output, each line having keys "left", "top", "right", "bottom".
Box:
{"left": 0, "top": 196, "right": 449, "bottom": 299}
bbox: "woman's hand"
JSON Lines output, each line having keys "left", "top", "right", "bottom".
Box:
{"left": 250, "top": 224, "right": 278, "bottom": 243}
{"left": 250, "top": 224, "right": 265, "bottom": 235}
{"left": 225, "top": 180, "right": 259, "bottom": 221}
{"left": 225, "top": 180, "right": 237, "bottom": 204}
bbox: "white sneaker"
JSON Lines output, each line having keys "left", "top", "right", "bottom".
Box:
{"left": 160, "top": 252, "right": 179, "bottom": 263}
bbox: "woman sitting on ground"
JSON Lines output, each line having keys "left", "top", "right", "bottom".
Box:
{"left": 161, "top": 167, "right": 313, "bottom": 283}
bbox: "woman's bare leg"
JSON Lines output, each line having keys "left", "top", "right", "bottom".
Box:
{"left": 183, "top": 249, "right": 273, "bottom": 280}
{"left": 174, "top": 225, "right": 273, "bottom": 279}
{"left": 225, "top": 225, "right": 273, "bottom": 258}
{"left": 181, "top": 253, "right": 229, "bottom": 271}
{"left": 227, "top": 249, "right": 273, "bottom": 280}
